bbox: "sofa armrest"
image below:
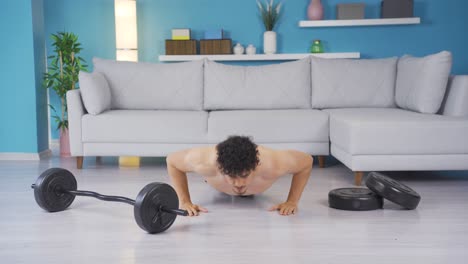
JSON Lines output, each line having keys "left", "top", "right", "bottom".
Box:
{"left": 441, "top": 75, "right": 468, "bottom": 118}
{"left": 67, "top": 89, "right": 86, "bottom": 156}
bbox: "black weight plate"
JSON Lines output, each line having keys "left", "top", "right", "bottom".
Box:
{"left": 329, "top": 188, "right": 383, "bottom": 211}
{"left": 134, "top": 182, "right": 179, "bottom": 234}
{"left": 366, "top": 172, "right": 421, "bottom": 210}
{"left": 34, "top": 168, "right": 77, "bottom": 212}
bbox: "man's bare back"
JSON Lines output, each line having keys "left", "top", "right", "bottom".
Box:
{"left": 166, "top": 136, "right": 313, "bottom": 216}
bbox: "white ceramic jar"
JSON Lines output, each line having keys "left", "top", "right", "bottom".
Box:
{"left": 233, "top": 43, "right": 245, "bottom": 55}
{"left": 246, "top": 44, "right": 257, "bottom": 55}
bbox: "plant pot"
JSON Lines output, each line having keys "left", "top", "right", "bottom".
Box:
{"left": 60, "top": 128, "right": 71, "bottom": 157}
{"left": 263, "top": 31, "right": 277, "bottom": 54}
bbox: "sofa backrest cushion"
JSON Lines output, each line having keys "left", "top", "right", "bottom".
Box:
{"left": 78, "top": 71, "right": 111, "bottom": 115}
{"left": 395, "top": 51, "right": 452, "bottom": 114}
{"left": 93, "top": 58, "right": 204, "bottom": 110}
{"left": 440, "top": 75, "right": 468, "bottom": 117}
{"left": 311, "top": 57, "right": 398, "bottom": 109}
{"left": 204, "top": 58, "right": 311, "bottom": 110}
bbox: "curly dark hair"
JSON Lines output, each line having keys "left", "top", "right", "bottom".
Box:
{"left": 216, "top": 136, "right": 260, "bottom": 178}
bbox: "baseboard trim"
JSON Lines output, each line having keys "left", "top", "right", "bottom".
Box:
{"left": 0, "top": 149, "right": 52, "bottom": 161}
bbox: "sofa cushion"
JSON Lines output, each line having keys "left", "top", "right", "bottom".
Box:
{"left": 78, "top": 71, "right": 111, "bottom": 115}
{"left": 395, "top": 51, "right": 452, "bottom": 114}
{"left": 204, "top": 58, "right": 311, "bottom": 110}
{"left": 311, "top": 57, "right": 398, "bottom": 109}
{"left": 82, "top": 110, "right": 208, "bottom": 143}
{"left": 93, "top": 58, "right": 204, "bottom": 110}
{"left": 207, "top": 109, "right": 329, "bottom": 143}
{"left": 441, "top": 75, "right": 468, "bottom": 117}
{"left": 324, "top": 108, "right": 468, "bottom": 155}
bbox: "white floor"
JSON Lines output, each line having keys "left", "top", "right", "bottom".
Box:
{"left": 1, "top": 155, "right": 468, "bottom": 264}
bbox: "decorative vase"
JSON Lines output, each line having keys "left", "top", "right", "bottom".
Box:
{"left": 234, "top": 43, "right": 245, "bottom": 55}
{"left": 246, "top": 44, "right": 257, "bottom": 55}
{"left": 307, "top": 0, "right": 324, "bottom": 20}
{"left": 310, "top": 39, "right": 324, "bottom": 53}
{"left": 60, "top": 128, "right": 71, "bottom": 157}
{"left": 263, "top": 31, "right": 277, "bottom": 54}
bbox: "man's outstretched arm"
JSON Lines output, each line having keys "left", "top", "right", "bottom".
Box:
{"left": 166, "top": 149, "right": 208, "bottom": 216}
{"left": 269, "top": 150, "right": 313, "bottom": 215}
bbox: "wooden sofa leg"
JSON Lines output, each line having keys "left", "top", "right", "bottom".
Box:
{"left": 318, "top": 156, "right": 326, "bottom": 168}
{"left": 354, "top": 171, "right": 364, "bottom": 186}
{"left": 77, "top": 156, "right": 83, "bottom": 169}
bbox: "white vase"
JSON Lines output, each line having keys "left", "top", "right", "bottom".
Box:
{"left": 263, "top": 31, "right": 277, "bottom": 54}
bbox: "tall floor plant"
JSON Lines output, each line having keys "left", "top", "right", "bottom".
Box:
{"left": 43, "top": 32, "right": 88, "bottom": 155}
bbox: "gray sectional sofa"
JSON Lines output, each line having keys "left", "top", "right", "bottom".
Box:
{"left": 68, "top": 51, "right": 468, "bottom": 185}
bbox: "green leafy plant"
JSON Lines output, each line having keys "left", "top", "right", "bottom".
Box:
{"left": 43, "top": 32, "right": 88, "bottom": 131}
{"left": 257, "top": 0, "right": 282, "bottom": 31}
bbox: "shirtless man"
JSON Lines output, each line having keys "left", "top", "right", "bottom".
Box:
{"left": 166, "top": 136, "right": 313, "bottom": 216}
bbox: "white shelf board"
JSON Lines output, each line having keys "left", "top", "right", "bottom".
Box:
{"left": 299, "top": 17, "right": 421, "bottom": 27}
{"left": 159, "top": 53, "right": 360, "bottom": 62}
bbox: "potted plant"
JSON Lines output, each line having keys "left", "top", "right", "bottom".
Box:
{"left": 43, "top": 32, "right": 88, "bottom": 156}
{"left": 257, "top": 0, "right": 282, "bottom": 54}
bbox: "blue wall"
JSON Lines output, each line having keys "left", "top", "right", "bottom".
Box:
{"left": 40, "top": 0, "right": 468, "bottom": 139}
{"left": 0, "top": 0, "right": 48, "bottom": 153}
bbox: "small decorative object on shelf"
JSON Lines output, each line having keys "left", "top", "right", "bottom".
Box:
{"left": 310, "top": 40, "right": 324, "bottom": 53}
{"left": 257, "top": 0, "right": 282, "bottom": 54}
{"left": 246, "top": 44, "right": 257, "bottom": 55}
{"left": 337, "top": 3, "right": 365, "bottom": 20}
{"left": 165, "top": 40, "right": 197, "bottom": 55}
{"left": 307, "top": 0, "right": 324, "bottom": 20}
{"left": 172, "top": 28, "right": 191, "bottom": 40}
{"left": 204, "top": 29, "right": 224, "bottom": 40}
{"left": 168, "top": 28, "right": 195, "bottom": 55}
{"left": 381, "top": 0, "right": 414, "bottom": 18}
{"left": 200, "top": 39, "right": 232, "bottom": 55}
{"left": 233, "top": 43, "right": 245, "bottom": 55}
{"left": 263, "top": 31, "right": 277, "bottom": 54}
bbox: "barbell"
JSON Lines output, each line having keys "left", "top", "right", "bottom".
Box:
{"left": 31, "top": 168, "right": 188, "bottom": 234}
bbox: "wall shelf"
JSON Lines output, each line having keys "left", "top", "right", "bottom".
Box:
{"left": 158, "top": 53, "right": 360, "bottom": 62}
{"left": 299, "top": 17, "right": 421, "bottom": 28}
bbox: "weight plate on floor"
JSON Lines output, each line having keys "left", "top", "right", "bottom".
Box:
{"left": 365, "top": 172, "right": 421, "bottom": 210}
{"left": 33, "top": 168, "right": 77, "bottom": 212}
{"left": 134, "top": 182, "right": 178, "bottom": 234}
{"left": 328, "top": 188, "right": 383, "bottom": 211}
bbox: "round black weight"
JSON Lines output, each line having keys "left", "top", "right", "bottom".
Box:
{"left": 33, "top": 168, "right": 77, "bottom": 212}
{"left": 329, "top": 188, "right": 383, "bottom": 211}
{"left": 366, "top": 172, "right": 421, "bottom": 210}
{"left": 134, "top": 183, "right": 179, "bottom": 234}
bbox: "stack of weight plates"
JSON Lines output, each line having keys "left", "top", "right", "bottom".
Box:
{"left": 328, "top": 172, "right": 421, "bottom": 211}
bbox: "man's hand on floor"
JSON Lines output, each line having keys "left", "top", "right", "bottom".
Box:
{"left": 269, "top": 201, "right": 298, "bottom": 216}
{"left": 180, "top": 202, "right": 208, "bottom": 216}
